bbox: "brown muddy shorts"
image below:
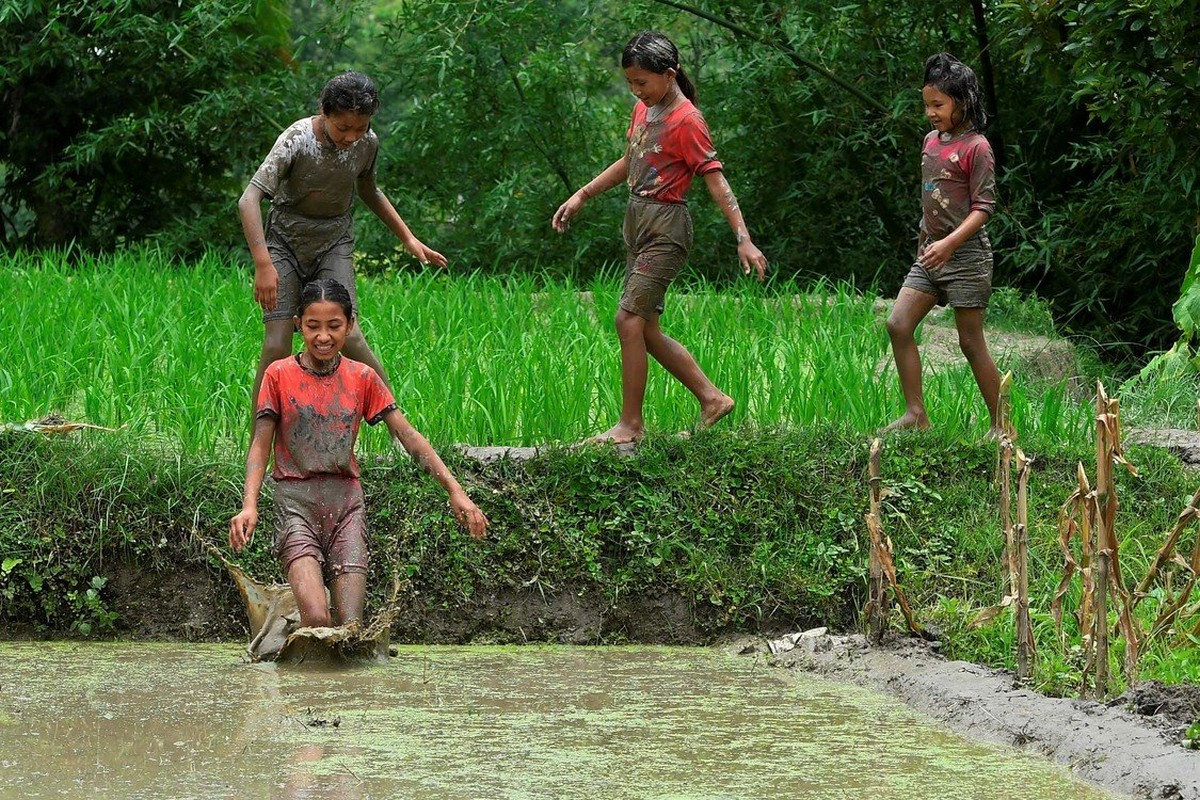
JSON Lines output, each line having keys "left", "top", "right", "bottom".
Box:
{"left": 902, "top": 231, "right": 994, "bottom": 308}
{"left": 619, "top": 196, "right": 693, "bottom": 319}
{"left": 272, "top": 475, "right": 369, "bottom": 578}
{"left": 263, "top": 208, "right": 360, "bottom": 323}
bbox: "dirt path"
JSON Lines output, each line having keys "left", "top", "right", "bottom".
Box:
{"left": 741, "top": 632, "right": 1200, "bottom": 800}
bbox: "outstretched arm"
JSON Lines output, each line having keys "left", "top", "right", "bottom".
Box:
{"left": 703, "top": 170, "right": 768, "bottom": 282}
{"left": 230, "top": 415, "right": 276, "bottom": 551}
{"left": 357, "top": 175, "right": 448, "bottom": 268}
{"left": 382, "top": 410, "right": 488, "bottom": 538}
{"left": 551, "top": 156, "right": 629, "bottom": 233}
{"left": 238, "top": 184, "right": 280, "bottom": 311}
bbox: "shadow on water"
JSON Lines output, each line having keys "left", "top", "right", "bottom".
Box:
{"left": 0, "top": 643, "right": 1119, "bottom": 799}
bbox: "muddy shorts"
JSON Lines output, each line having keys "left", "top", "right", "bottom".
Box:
{"left": 619, "top": 196, "right": 693, "bottom": 319}
{"left": 263, "top": 208, "right": 359, "bottom": 323}
{"left": 902, "top": 231, "right": 993, "bottom": 308}
{"left": 272, "top": 475, "right": 369, "bottom": 579}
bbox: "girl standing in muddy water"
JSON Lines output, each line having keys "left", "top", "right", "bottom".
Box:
{"left": 239, "top": 71, "right": 446, "bottom": 419}
{"left": 229, "top": 279, "right": 488, "bottom": 629}
{"left": 882, "top": 53, "right": 1001, "bottom": 438}
{"left": 551, "top": 31, "right": 769, "bottom": 444}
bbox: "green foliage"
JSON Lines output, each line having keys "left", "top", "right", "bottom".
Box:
{"left": 1173, "top": 235, "right": 1200, "bottom": 344}
{"left": 1121, "top": 236, "right": 1200, "bottom": 425}
{"left": 0, "top": 0, "right": 303, "bottom": 252}
{"left": 4, "top": 422, "right": 1196, "bottom": 685}
{"left": 3, "top": 248, "right": 1095, "bottom": 452}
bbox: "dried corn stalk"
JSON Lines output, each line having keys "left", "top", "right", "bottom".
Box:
{"left": 863, "top": 437, "right": 925, "bottom": 641}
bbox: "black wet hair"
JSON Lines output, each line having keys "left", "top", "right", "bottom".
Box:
{"left": 621, "top": 31, "right": 697, "bottom": 104}
{"left": 297, "top": 278, "right": 354, "bottom": 321}
{"left": 923, "top": 53, "right": 988, "bottom": 134}
{"left": 319, "top": 71, "right": 380, "bottom": 117}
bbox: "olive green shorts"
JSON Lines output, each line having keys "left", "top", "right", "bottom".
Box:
{"left": 902, "top": 231, "right": 993, "bottom": 308}
{"left": 263, "top": 208, "right": 360, "bottom": 323}
{"left": 619, "top": 196, "right": 693, "bottom": 319}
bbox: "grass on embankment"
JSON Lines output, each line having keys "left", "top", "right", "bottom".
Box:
{"left": 1, "top": 425, "right": 1197, "bottom": 693}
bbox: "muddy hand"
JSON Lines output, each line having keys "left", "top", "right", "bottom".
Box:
{"left": 918, "top": 238, "right": 954, "bottom": 270}
{"left": 450, "top": 493, "right": 489, "bottom": 540}
{"left": 409, "top": 240, "right": 448, "bottom": 269}
{"left": 229, "top": 508, "right": 258, "bottom": 552}
{"left": 551, "top": 194, "right": 585, "bottom": 234}
{"left": 739, "top": 241, "right": 768, "bottom": 283}
{"left": 253, "top": 264, "right": 279, "bottom": 312}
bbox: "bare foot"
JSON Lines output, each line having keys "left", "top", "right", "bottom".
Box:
{"left": 984, "top": 425, "right": 1014, "bottom": 443}
{"left": 878, "top": 411, "right": 931, "bottom": 435}
{"left": 587, "top": 423, "right": 644, "bottom": 445}
{"left": 699, "top": 394, "right": 735, "bottom": 429}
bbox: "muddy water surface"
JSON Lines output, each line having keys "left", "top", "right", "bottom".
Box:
{"left": 0, "top": 643, "right": 1116, "bottom": 799}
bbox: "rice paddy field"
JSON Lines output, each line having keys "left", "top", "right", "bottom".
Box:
{"left": 2, "top": 249, "right": 1092, "bottom": 454}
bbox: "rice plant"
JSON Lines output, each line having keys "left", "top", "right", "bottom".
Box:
{"left": 2, "top": 248, "right": 1092, "bottom": 455}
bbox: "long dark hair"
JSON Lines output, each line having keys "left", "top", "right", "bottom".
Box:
{"left": 923, "top": 53, "right": 988, "bottom": 133}
{"left": 621, "top": 31, "right": 696, "bottom": 104}
{"left": 297, "top": 278, "right": 354, "bottom": 320}
{"left": 319, "top": 71, "right": 380, "bottom": 117}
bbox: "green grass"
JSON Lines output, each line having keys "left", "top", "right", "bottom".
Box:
{"left": 3, "top": 248, "right": 1092, "bottom": 454}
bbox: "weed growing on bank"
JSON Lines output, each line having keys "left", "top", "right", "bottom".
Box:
{"left": 2, "top": 425, "right": 1197, "bottom": 684}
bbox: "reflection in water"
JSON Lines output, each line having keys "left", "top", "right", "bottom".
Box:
{"left": 0, "top": 643, "right": 1116, "bottom": 799}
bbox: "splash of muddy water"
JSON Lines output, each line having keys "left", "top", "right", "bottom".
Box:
{"left": 206, "top": 543, "right": 394, "bottom": 664}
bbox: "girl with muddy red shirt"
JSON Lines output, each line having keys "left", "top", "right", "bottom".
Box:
{"left": 882, "top": 53, "right": 1001, "bottom": 438}
{"left": 552, "top": 31, "right": 769, "bottom": 444}
{"left": 229, "top": 279, "right": 488, "bottom": 629}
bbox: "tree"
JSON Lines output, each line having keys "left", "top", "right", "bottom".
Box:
{"left": 0, "top": 0, "right": 301, "bottom": 251}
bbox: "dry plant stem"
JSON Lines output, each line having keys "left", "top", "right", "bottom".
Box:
{"left": 1134, "top": 486, "right": 1200, "bottom": 602}
{"left": 1093, "top": 384, "right": 1112, "bottom": 700}
{"left": 862, "top": 437, "right": 926, "bottom": 639}
{"left": 996, "top": 372, "right": 1016, "bottom": 600}
{"left": 1015, "top": 447, "right": 1034, "bottom": 683}
{"left": 865, "top": 437, "right": 888, "bottom": 644}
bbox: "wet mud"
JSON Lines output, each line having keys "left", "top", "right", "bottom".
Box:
{"left": 0, "top": 643, "right": 1118, "bottom": 799}
{"left": 207, "top": 543, "right": 393, "bottom": 664}
{"left": 749, "top": 631, "right": 1200, "bottom": 800}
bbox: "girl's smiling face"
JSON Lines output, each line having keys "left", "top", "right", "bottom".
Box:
{"left": 294, "top": 299, "right": 353, "bottom": 365}
{"left": 922, "top": 85, "right": 962, "bottom": 134}
{"left": 624, "top": 65, "right": 676, "bottom": 108}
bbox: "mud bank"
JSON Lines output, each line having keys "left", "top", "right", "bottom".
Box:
{"left": 751, "top": 633, "right": 1200, "bottom": 800}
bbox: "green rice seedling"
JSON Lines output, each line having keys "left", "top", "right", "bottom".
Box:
{"left": 4, "top": 248, "right": 1096, "bottom": 456}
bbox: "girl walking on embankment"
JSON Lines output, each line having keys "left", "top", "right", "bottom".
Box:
{"left": 552, "top": 31, "right": 769, "bottom": 444}
{"left": 883, "top": 53, "right": 1002, "bottom": 437}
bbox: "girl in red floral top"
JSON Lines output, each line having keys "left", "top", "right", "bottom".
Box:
{"left": 552, "top": 31, "right": 769, "bottom": 444}
{"left": 883, "top": 53, "right": 1001, "bottom": 438}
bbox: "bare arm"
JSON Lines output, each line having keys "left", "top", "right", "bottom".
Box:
{"left": 357, "top": 176, "right": 448, "bottom": 268}
{"left": 918, "top": 209, "right": 990, "bottom": 269}
{"left": 702, "top": 170, "right": 768, "bottom": 281}
{"left": 382, "top": 409, "right": 488, "bottom": 538}
{"left": 229, "top": 415, "right": 276, "bottom": 551}
{"left": 238, "top": 184, "right": 280, "bottom": 311}
{"left": 551, "top": 156, "right": 629, "bottom": 232}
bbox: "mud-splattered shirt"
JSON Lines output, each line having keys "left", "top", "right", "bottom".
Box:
{"left": 257, "top": 354, "right": 396, "bottom": 480}
{"left": 625, "top": 99, "right": 723, "bottom": 204}
{"left": 250, "top": 117, "right": 379, "bottom": 219}
{"left": 920, "top": 129, "right": 996, "bottom": 240}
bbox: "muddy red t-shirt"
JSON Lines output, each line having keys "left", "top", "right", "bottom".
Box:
{"left": 256, "top": 354, "right": 396, "bottom": 480}
{"left": 920, "top": 129, "right": 996, "bottom": 240}
{"left": 625, "top": 99, "right": 723, "bottom": 203}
